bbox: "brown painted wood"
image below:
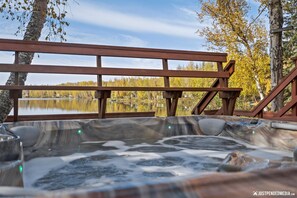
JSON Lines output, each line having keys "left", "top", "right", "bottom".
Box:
{"left": 192, "top": 60, "right": 235, "bottom": 115}
{"left": 233, "top": 110, "right": 253, "bottom": 117}
{"left": 219, "top": 91, "right": 241, "bottom": 115}
{"left": 163, "top": 91, "right": 183, "bottom": 99}
{"left": 169, "top": 98, "right": 179, "bottom": 116}
{"left": 162, "top": 59, "right": 171, "bottom": 116}
{"left": 96, "top": 56, "right": 103, "bottom": 119}
{"left": 13, "top": 52, "right": 20, "bottom": 122}
{"left": 95, "top": 91, "right": 111, "bottom": 119}
{"left": 97, "top": 56, "right": 103, "bottom": 86}
{"left": 0, "top": 39, "right": 247, "bottom": 120}
{"left": 246, "top": 66, "right": 297, "bottom": 117}
{"left": 0, "top": 85, "right": 242, "bottom": 92}
{"left": 257, "top": 110, "right": 264, "bottom": 118}
{"left": 0, "top": 64, "right": 231, "bottom": 78}
{"left": 5, "top": 112, "right": 155, "bottom": 122}
{"left": 8, "top": 90, "right": 21, "bottom": 122}
{"left": 98, "top": 98, "right": 106, "bottom": 119}
{"left": 217, "top": 62, "right": 227, "bottom": 87}
{"left": 14, "top": 52, "right": 19, "bottom": 85}
{"left": 0, "top": 39, "right": 227, "bottom": 62}
{"left": 275, "top": 97, "right": 297, "bottom": 117}
{"left": 163, "top": 91, "right": 182, "bottom": 116}
{"left": 227, "top": 98, "right": 237, "bottom": 115}
{"left": 291, "top": 78, "right": 297, "bottom": 116}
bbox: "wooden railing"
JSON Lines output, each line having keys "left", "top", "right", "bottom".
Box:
{"left": 191, "top": 60, "right": 236, "bottom": 115}
{"left": 0, "top": 39, "right": 241, "bottom": 122}
{"left": 201, "top": 58, "right": 297, "bottom": 122}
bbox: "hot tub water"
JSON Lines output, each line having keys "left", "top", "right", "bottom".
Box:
{"left": 23, "top": 135, "right": 293, "bottom": 191}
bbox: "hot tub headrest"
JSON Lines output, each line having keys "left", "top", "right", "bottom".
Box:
{"left": 198, "top": 118, "right": 226, "bottom": 136}
{"left": 10, "top": 126, "right": 41, "bottom": 147}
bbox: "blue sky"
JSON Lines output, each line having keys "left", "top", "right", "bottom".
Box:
{"left": 0, "top": 0, "right": 261, "bottom": 85}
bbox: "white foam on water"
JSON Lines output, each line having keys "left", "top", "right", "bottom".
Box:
{"left": 102, "top": 140, "right": 127, "bottom": 149}
{"left": 80, "top": 141, "right": 106, "bottom": 144}
{"left": 24, "top": 156, "right": 67, "bottom": 188}
{"left": 23, "top": 135, "right": 294, "bottom": 191}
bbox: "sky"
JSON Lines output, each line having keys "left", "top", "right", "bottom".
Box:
{"left": 0, "top": 0, "right": 261, "bottom": 85}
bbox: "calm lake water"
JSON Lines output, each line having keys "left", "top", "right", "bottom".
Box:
{"left": 13, "top": 98, "right": 194, "bottom": 117}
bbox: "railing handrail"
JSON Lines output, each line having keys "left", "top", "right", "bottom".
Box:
{"left": 0, "top": 39, "right": 227, "bottom": 62}
{"left": 0, "top": 64, "right": 230, "bottom": 78}
{"left": 0, "top": 85, "right": 242, "bottom": 92}
{"left": 250, "top": 64, "right": 297, "bottom": 117}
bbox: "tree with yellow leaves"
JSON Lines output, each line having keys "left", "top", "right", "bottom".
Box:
{"left": 197, "top": 0, "right": 270, "bottom": 101}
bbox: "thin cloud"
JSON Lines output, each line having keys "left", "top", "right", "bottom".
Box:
{"left": 178, "top": 7, "right": 197, "bottom": 17}
{"left": 68, "top": 2, "right": 199, "bottom": 39}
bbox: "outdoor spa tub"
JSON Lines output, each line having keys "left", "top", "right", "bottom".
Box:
{"left": 0, "top": 115, "right": 297, "bottom": 198}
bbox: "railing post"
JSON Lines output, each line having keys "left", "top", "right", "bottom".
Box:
{"left": 292, "top": 58, "right": 297, "bottom": 117}
{"left": 95, "top": 90, "right": 111, "bottom": 119}
{"left": 217, "top": 61, "right": 229, "bottom": 115}
{"left": 162, "top": 59, "right": 171, "bottom": 116}
{"left": 291, "top": 77, "right": 297, "bottom": 116}
{"left": 217, "top": 62, "right": 228, "bottom": 87}
{"left": 163, "top": 91, "right": 182, "bottom": 116}
{"left": 97, "top": 56, "right": 102, "bottom": 87}
{"left": 13, "top": 51, "right": 20, "bottom": 122}
{"left": 219, "top": 91, "right": 240, "bottom": 115}
{"left": 96, "top": 55, "right": 108, "bottom": 119}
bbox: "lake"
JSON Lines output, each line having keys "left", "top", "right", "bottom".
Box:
{"left": 12, "top": 98, "right": 194, "bottom": 117}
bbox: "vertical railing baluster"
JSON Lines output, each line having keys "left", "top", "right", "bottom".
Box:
{"left": 292, "top": 77, "right": 297, "bottom": 117}
{"left": 162, "top": 59, "right": 171, "bottom": 116}
{"left": 95, "top": 56, "right": 110, "bottom": 119}
{"left": 13, "top": 51, "right": 19, "bottom": 122}
{"left": 217, "top": 61, "right": 228, "bottom": 115}
{"left": 97, "top": 56, "right": 102, "bottom": 87}
{"left": 217, "top": 62, "right": 227, "bottom": 87}
{"left": 97, "top": 55, "right": 103, "bottom": 118}
{"left": 293, "top": 59, "right": 297, "bottom": 117}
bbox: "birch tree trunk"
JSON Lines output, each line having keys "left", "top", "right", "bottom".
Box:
{"left": 0, "top": 0, "right": 48, "bottom": 122}
{"left": 269, "top": 0, "right": 284, "bottom": 111}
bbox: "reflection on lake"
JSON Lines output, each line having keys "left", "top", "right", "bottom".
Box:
{"left": 14, "top": 98, "right": 194, "bottom": 117}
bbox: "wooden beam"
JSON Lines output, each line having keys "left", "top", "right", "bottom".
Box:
{"left": 274, "top": 97, "right": 297, "bottom": 117}
{"left": 5, "top": 112, "right": 155, "bottom": 122}
{"left": 0, "top": 39, "right": 227, "bottom": 62}
{"left": 291, "top": 78, "right": 297, "bottom": 116}
{"left": 0, "top": 85, "right": 242, "bottom": 92}
{"left": 0, "top": 64, "right": 231, "bottom": 78}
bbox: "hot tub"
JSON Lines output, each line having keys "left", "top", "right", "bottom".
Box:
{"left": 0, "top": 116, "right": 297, "bottom": 197}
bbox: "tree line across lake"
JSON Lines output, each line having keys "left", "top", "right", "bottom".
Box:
{"left": 24, "top": 62, "right": 268, "bottom": 111}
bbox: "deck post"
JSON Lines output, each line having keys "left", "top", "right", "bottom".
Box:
{"left": 96, "top": 56, "right": 105, "bottom": 118}
{"left": 219, "top": 91, "right": 240, "bottom": 115}
{"left": 163, "top": 91, "right": 183, "bottom": 116}
{"left": 13, "top": 51, "right": 20, "bottom": 122}
{"left": 95, "top": 90, "right": 111, "bottom": 119}
{"left": 217, "top": 62, "right": 230, "bottom": 115}
{"left": 162, "top": 59, "right": 172, "bottom": 116}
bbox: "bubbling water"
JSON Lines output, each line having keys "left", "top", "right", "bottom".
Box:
{"left": 23, "top": 135, "right": 292, "bottom": 191}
